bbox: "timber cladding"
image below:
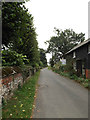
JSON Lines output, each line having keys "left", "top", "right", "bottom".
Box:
{"left": 66, "top": 39, "right": 90, "bottom": 78}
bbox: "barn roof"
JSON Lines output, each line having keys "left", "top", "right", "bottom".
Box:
{"left": 66, "top": 38, "right": 90, "bottom": 54}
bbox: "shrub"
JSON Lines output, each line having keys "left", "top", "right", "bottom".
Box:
{"left": 82, "top": 83, "right": 89, "bottom": 88}
{"left": 64, "top": 56, "right": 77, "bottom": 76}
{"left": 39, "top": 61, "right": 43, "bottom": 68}
{"left": 59, "top": 65, "right": 65, "bottom": 72}
{"left": 84, "top": 79, "right": 89, "bottom": 82}
{"left": 69, "top": 74, "right": 78, "bottom": 80}
{"left": 20, "top": 65, "right": 32, "bottom": 80}
{"left": 2, "top": 49, "right": 29, "bottom": 66}
{"left": 77, "top": 77, "right": 84, "bottom": 83}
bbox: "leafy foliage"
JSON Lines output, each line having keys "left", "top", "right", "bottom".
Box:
{"left": 2, "top": 2, "right": 40, "bottom": 67}
{"left": 2, "top": 2, "right": 26, "bottom": 47}
{"left": 46, "top": 28, "right": 85, "bottom": 64}
{"left": 2, "top": 49, "right": 29, "bottom": 66}
{"left": 39, "top": 48, "right": 47, "bottom": 67}
{"left": 64, "top": 56, "right": 76, "bottom": 76}
{"left": 49, "top": 57, "right": 54, "bottom": 67}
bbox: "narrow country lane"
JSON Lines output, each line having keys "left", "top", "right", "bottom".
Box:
{"left": 33, "top": 68, "right": 88, "bottom": 118}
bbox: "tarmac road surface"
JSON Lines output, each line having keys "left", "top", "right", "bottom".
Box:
{"left": 33, "top": 68, "right": 88, "bottom": 118}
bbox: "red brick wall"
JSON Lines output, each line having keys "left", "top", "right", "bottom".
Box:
{"left": 1, "top": 73, "right": 23, "bottom": 99}
{"left": 86, "top": 69, "right": 90, "bottom": 79}
{"left": 2, "top": 76, "right": 13, "bottom": 86}
{"left": 1, "top": 67, "right": 37, "bottom": 100}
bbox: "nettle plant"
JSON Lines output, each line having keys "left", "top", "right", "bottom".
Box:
{"left": 2, "top": 49, "right": 29, "bottom": 66}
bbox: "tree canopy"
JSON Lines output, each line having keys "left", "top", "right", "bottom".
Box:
{"left": 39, "top": 48, "right": 47, "bottom": 67}
{"left": 2, "top": 2, "right": 40, "bottom": 67}
{"left": 46, "top": 28, "right": 85, "bottom": 65}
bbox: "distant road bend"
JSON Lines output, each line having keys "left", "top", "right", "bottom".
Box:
{"left": 33, "top": 68, "right": 88, "bottom": 118}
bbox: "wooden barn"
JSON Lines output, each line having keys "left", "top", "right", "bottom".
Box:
{"left": 66, "top": 38, "right": 90, "bottom": 79}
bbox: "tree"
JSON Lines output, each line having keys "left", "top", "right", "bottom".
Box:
{"left": 39, "top": 48, "right": 47, "bottom": 67}
{"left": 2, "top": 2, "right": 25, "bottom": 47}
{"left": 46, "top": 28, "right": 85, "bottom": 63}
{"left": 49, "top": 57, "right": 54, "bottom": 67}
{"left": 2, "top": 2, "right": 40, "bottom": 66}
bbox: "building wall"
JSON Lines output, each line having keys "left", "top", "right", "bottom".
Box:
{"left": 66, "top": 42, "right": 90, "bottom": 78}
{"left": 86, "top": 54, "right": 90, "bottom": 79}
{"left": 75, "top": 44, "right": 88, "bottom": 60}
{"left": 75, "top": 44, "right": 88, "bottom": 69}
{"left": 87, "top": 54, "right": 90, "bottom": 69}
{"left": 68, "top": 43, "right": 90, "bottom": 69}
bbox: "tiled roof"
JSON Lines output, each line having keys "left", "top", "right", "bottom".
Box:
{"left": 66, "top": 38, "right": 90, "bottom": 54}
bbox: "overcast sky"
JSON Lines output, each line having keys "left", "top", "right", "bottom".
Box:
{"left": 25, "top": 0, "right": 89, "bottom": 62}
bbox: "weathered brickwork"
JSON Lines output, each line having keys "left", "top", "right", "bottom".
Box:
{"left": 0, "top": 66, "right": 39, "bottom": 111}
{"left": 1, "top": 73, "right": 23, "bottom": 100}
{"left": 0, "top": 80, "right": 2, "bottom": 110}
{"left": 86, "top": 69, "right": 90, "bottom": 79}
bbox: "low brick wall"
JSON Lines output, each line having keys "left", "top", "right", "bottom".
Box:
{"left": 1, "top": 73, "right": 23, "bottom": 100}
{"left": 1, "top": 73, "right": 23, "bottom": 99}
{"left": 0, "top": 66, "right": 39, "bottom": 103}
{"left": 0, "top": 78, "right": 2, "bottom": 110}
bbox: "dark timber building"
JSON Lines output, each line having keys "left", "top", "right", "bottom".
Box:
{"left": 66, "top": 39, "right": 90, "bottom": 79}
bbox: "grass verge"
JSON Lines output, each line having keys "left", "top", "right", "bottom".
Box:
{"left": 2, "top": 70, "right": 40, "bottom": 119}
{"left": 49, "top": 67, "right": 90, "bottom": 89}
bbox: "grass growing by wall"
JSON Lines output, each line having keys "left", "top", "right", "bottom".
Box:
{"left": 2, "top": 70, "right": 40, "bottom": 119}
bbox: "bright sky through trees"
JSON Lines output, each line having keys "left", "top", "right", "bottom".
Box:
{"left": 25, "top": 0, "right": 89, "bottom": 62}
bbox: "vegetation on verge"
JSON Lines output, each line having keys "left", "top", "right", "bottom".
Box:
{"left": 2, "top": 70, "right": 40, "bottom": 118}
{"left": 48, "top": 62, "right": 90, "bottom": 89}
